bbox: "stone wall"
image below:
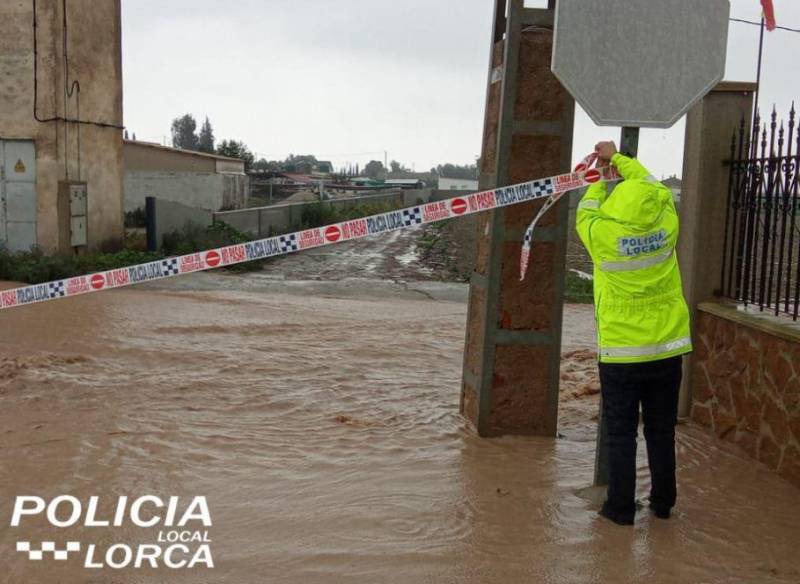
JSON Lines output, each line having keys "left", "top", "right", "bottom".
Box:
{"left": 214, "top": 191, "right": 406, "bottom": 238}
{"left": 146, "top": 197, "right": 212, "bottom": 252}
{"left": 691, "top": 303, "right": 800, "bottom": 488}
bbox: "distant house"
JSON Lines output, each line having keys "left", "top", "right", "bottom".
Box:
{"left": 662, "top": 175, "right": 682, "bottom": 203}
{"left": 351, "top": 177, "right": 384, "bottom": 188}
{"left": 439, "top": 177, "right": 479, "bottom": 191}
{"left": 385, "top": 178, "right": 425, "bottom": 190}
{"left": 123, "top": 140, "right": 249, "bottom": 212}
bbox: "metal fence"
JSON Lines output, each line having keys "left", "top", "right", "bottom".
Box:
{"left": 722, "top": 106, "right": 800, "bottom": 319}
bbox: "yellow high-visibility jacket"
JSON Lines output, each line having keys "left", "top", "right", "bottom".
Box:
{"left": 576, "top": 153, "right": 692, "bottom": 364}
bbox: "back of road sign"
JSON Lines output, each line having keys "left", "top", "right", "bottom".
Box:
{"left": 552, "top": 0, "right": 730, "bottom": 128}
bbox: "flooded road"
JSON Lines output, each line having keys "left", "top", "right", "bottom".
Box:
{"left": 262, "top": 228, "right": 438, "bottom": 282}
{"left": 1, "top": 261, "right": 799, "bottom": 582}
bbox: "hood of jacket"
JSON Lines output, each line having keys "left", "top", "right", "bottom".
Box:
{"left": 601, "top": 179, "right": 670, "bottom": 229}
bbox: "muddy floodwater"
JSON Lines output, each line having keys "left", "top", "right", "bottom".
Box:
{"left": 1, "top": 237, "right": 799, "bottom": 583}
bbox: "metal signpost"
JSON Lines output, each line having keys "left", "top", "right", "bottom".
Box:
{"left": 550, "top": 0, "right": 730, "bottom": 485}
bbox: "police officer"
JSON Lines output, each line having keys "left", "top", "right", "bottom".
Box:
{"left": 576, "top": 141, "right": 692, "bottom": 525}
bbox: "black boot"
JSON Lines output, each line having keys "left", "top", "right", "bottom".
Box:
{"left": 599, "top": 501, "right": 635, "bottom": 526}
{"left": 648, "top": 502, "right": 671, "bottom": 519}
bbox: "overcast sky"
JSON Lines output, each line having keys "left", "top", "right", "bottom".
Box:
{"left": 122, "top": 0, "right": 799, "bottom": 179}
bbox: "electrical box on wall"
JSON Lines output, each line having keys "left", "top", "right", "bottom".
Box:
{"left": 57, "top": 182, "right": 88, "bottom": 250}
{"left": 69, "top": 183, "right": 88, "bottom": 247}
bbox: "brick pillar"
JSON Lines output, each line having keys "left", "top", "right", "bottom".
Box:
{"left": 461, "top": 1, "right": 575, "bottom": 437}
{"left": 677, "top": 81, "right": 757, "bottom": 416}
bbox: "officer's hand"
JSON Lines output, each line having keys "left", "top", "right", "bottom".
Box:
{"left": 595, "top": 141, "right": 618, "bottom": 163}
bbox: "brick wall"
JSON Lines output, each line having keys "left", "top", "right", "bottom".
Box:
{"left": 691, "top": 304, "right": 800, "bottom": 488}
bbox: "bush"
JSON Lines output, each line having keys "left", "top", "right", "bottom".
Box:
{"left": 0, "top": 220, "right": 261, "bottom": 285}
{"left": 299, "top": 199, "right": 404, "bottom": 230}
{"left": 161, "top": 221, "right": 261, "bottom": 272}
{"left": 161, "top": 221, "right": 250, "bottom": 256}
{"left": 0, "top": 246, "right": 161, "bottom": 285}
{"left": 300, "top": 202, "right": 339, "bottom": 229}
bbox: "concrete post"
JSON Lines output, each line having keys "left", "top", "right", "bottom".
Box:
{"left": 677, "top": 81, "right": 757, "bottom": 416}
{"left": 145, "top": 196, "right": 157, "bottom": 252}
{"left": 461, "top": 0, "right": 575, "bottom": 437}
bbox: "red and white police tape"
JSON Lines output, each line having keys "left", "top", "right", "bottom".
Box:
{"left": 519, "top": 152, "right": 617, "bottom": 280}
{"left": 0, "top": 158, "right": 620, "bottom": 311}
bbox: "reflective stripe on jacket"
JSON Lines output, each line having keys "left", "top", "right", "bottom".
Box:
{"left": 576, "top": 153, "right": 692, "bottom": 364}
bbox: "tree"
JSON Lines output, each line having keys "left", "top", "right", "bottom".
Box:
{"left": 435, "top": 163, "right": 478, "bottom": 180}
{"left": 171, "top": 114, "right": 199, "bottom": 150}
{"left": 253, "top": 158, "right": 281, "bottom": 172}
{"left": 283, "top": 154, "right": 318, "bottom": 174}
{"left": 198, "top": 116, "right": 215, "bottom": 153}
{"left": 364, "top": 160, "right": 385, "bottom": 179}
{"left": 390, "top": 160, "right": 410, "bottom": 174}
{"left": 217, "top": 139, "right": 255, "bottom": 170}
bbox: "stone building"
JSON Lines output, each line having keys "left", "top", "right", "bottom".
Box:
{"left": 0, "top": 0, "right": 124, "bottom": 253}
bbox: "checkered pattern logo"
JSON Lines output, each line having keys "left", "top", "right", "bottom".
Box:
{"left": 161, "top": 258, "right": 179, "bottom": 276}
{"left": 17, "top": 541, "right": 81, "bottom": 561}
{"left": 402, "top": 207, "right": 423, "bottom": 227}
{"left": 279, "top": 234, "right": 299, "bottom": 252}
{"left": 48, "top": 281, "right": 66, "bottom": 299}
{"left": 532, "top": 178, "right": 555, "bottom": 198}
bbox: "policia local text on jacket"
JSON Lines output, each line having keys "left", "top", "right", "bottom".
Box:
{"left": 576, "top": 150, "right": 692, "bottom": 526}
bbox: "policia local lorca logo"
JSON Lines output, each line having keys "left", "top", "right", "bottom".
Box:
{"left": 618, "top": 229, "right": 668, "bottom": 257}
{"left": 10, "top": 495, "right": 214, "bottom": 569}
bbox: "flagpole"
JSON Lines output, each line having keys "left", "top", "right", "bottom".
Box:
{"left": 751, "top": 16, "right": 766, "bottom": 153}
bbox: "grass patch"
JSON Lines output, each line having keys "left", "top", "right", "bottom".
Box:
{"left": 415, "top": 222, "right": 471, "bottom": 283}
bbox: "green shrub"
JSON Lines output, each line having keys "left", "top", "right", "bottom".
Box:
{"left": 0, "top": 246, "right": 160, "bottom": 285}
{"left": 161, "top": 221, "right": 262, "bottom": 272}
{"left": 161, "top": 221, "right": 251, "bottom": 256}
{"left": 300, "top": 202, "right": 339, "bottom": 228}
{"left": 298, "top": 199, "right": 404, "bottom": 230}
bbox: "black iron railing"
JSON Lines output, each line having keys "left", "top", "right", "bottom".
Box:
{"left": 722, "top": 106, "right": 800, "bottom": 320}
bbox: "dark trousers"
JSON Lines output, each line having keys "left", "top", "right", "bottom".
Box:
{"left": 599, "top": 356, "right": 682, "bottom": 522}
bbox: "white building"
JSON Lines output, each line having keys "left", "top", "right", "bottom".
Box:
{"left": 662, "top": 176, "right": 682, "bottom": 204}
{"left": 439, "top": 177, "right": 479, "bottom": 191}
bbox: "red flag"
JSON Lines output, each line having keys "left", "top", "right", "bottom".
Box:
{"left": 761, "top": 0, "right": 777, "bottom": 32}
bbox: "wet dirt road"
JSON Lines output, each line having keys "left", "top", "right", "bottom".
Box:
{"left": 1, "top": 257, "right": 799, "bottom": 582}
{"left": 263, "top": 227, "right": 437, "bottom": 282}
